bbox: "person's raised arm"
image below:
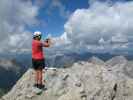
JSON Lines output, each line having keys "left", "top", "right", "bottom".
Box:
{"left": 42, "top": 38, "right": 51, "bottom": 47}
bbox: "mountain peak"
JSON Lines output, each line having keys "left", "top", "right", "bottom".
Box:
{"left": 105, "top": 56, "right": 127, "bottom": 66}
{"left": 2, "top": 58, "right": 133, "bottom": 100}
{"left": 88, "top": 56, "right": 105, "bottom": 65}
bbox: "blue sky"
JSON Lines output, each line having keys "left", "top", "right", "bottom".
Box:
{"left": 29, "top": 0, "right": 89, "bottom": 37}
{"left": 29, "top": 0, "right": 132, "bottom": 37}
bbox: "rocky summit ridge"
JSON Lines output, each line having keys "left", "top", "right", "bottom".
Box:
{"left": 1, "top": 56, "right": 133, "bottom": 100}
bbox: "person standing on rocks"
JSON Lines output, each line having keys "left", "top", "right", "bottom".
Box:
{"left": 32, "top": 31, "right": 51, "bottom": 90}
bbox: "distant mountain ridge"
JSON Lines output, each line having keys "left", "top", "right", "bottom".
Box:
{"left": 1, "top": 52, "right": 133, "bottom": 68}
{"left": 105, "top": 56, "right": 127, "bottom": 66}
{"left": 88, "top": 56, "right": 105, "bottom": 65}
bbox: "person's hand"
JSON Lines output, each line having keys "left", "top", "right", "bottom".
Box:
{"left": 45, "top": 38, "right": 53, "bottom": 46}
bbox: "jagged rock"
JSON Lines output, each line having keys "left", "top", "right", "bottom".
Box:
{"left": 105, "top": 56, "right": 127, "bottom": 67}
{"left": 123, "top": 61, "right": 133, "bottom": 78}
{"left": 2, "top": 69, "right": 34, "bottom": 100}
{"left": 62, "top": 73, "right": 69, "bottom": 81}
{"left": 2, "top": 58, "right": 133, "bottom": 100}
{"left": 57, "top": 88, "right": 83, "bottom": 100}
{"left": 88, "top": 56, "right": 105, "bottom": 65}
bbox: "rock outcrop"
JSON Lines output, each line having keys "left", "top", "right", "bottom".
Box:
{"left": 88, "top": 56, "right": 105, "bottom": 65}
{"left": 2, "top": 56, "right": 133, "bottom": 100}
{"left": 105, "top": 56, "right": 127, "bottom": 67}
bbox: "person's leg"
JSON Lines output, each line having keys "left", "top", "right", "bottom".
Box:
{"left": 34, "top": 70, "right": 39, "bottom": 87}
{"left": 32, "top": 59, "right": 39, "bottom": 87}
{"left": 37, "top": 68, "right": 46, "bottom": 89}
{"left": 43, "top": 69, "right": 45, "bottom": 84}
{"left": 38, "top": 68, "right": 43, "bottom": 85}
{"left": 36, "top": 59, "right": 45, "bottom": 89}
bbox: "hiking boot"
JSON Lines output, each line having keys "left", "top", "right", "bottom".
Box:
{"left": 32, "top": 87, "right": 42, "bottom": 95}
{"left": 33, "top": 84, "right": 38, "bottom": 88}
{"left": 38, "top": 84, "right": 45, "bottom": 89}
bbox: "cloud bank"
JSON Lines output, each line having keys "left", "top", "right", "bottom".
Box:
{"left": 0, "top": 0, "right": 39, "bottom": 52}
{"left": 55, "top": 0, "right": 133, "bottom": 53}
{"left": 1, "top": 0, "right": 133, "bottom": 54}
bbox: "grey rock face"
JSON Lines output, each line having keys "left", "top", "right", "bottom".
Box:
{"left": 105, "top": 56, "right": 127, "bottom": 67}
{"left": 88, "top": 56, "right": 105, "bottom": 65}
{"left": 123, "top": 61, "right": 133, "bottom": 78}
{"left": 2, "top": 56, "right": 133, "bottom": 100}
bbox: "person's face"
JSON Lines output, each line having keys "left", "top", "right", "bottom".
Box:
{"left": 37, "top": 35, "right": 41, "bottom": 40}
{"left": 38, "top": 35, "right": 42, "bottom": 40}
{"left": 34, "top": 35, "right": 41, "bottom": 40}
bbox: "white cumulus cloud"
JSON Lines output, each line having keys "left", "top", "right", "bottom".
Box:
{"left": 0, "top": 0, "right": 39, "bottom": 52}
{"left": 59, "top": 1, "right": 133, "bottom": 53}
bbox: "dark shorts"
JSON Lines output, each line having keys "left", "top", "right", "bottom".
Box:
{"left": 32, "top": 59, "right": 45, "bottom": 70}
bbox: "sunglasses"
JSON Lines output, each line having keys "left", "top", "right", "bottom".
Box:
{"left": 38, "top": 35, "right": 42, "bottom": 39}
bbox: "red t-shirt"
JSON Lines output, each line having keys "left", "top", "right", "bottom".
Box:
{"left": 32, "top": 40, "right": 44, "bottom": 60}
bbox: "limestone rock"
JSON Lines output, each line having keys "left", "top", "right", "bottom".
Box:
{"left": 88, "top": 56, "right": 105, "bottom": 65}
{"left": 106, "top": 56, "right": 127, "bottom": 67}
{"left": 2, "top": 57, "right": 133, "bottom": 100}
